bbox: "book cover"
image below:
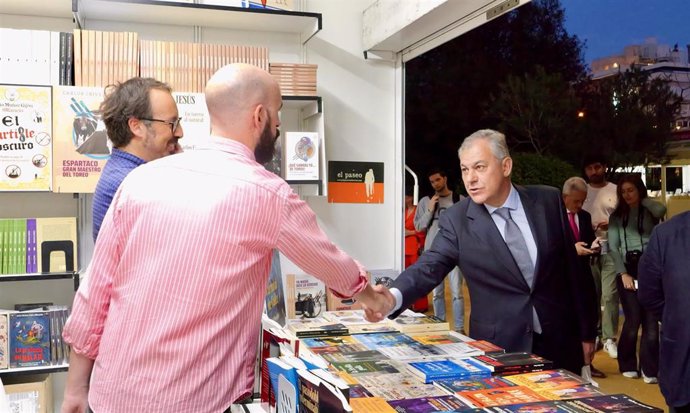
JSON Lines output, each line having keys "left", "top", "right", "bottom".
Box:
{"left": 172, "top": 92, "right": 209, "bottom": 151}
{"left": 320, "top": 349, "right": 385, "bottom": 364}
{"left": 471, "top": 352, "right": 552, "bottom": 375}
{"left": 407, "top": 359, "right": 492, "bottom": 384}
{"left": 456, "top": 386, "right": 548, "bottom": 408}
{"left": 433, "top": 376, "right": 516, "bottom": 393}
{"left": 0, "top": 84, "right": 53, "bottom": 192}
{"left": 376, "top": 342, "right": 444, "bottom": 360}
{"left": 505, "top": 369, "right": 590, "bottom": 391}
{"left": 277, "top": 373, "right": 298, "bottom": 413}
{"left": 297, "top": 369, "right": 321, "bottom": 413}
{"left": 265, "top": 357, "right": 300, "bottom": 412}
{"left": 352, "top": 332, "right": 416, "bottom": 349}
{"left": 307, "top": 343, "right": 369, "bottom": 356}
{"left": 330, "top": 360, "right": 401, "bottom": 376}
{"left": 284, "top": 131, "right": 319, "bottom": 180}
{"left": 264, "top": 249, "right": 287, "bottom": 327}
{"left": 354, "top": 373, "right": 448, "bottom": 401}
{"left": 479, "top": 399, "right": 576, "bottom": 413}
{"left": 0, "top": 311, "right": 10, "bottom": 369}
{"left": 25, "top": 217, "right": 34, "bottom": 274}
{"left": 387, "top": 313, "right": 450, "bottom": 334}
{"left": 9, "top": 311, "right": 51, "bottom": 368}
{"left": 388, "top": 395, "right": 472, "bottom": 412}
{"left": 51, "top": 86, "right": 108, "bottom": 193}
{"left": 302, "top": 335, "right": 362, "bottom": 349}
{"left": 566, "top": 394, "right": 663, "bottom": 412}
{"left": 350, "top": 397, "right": 396, "bottom": 413}
{"left": 534, "top": 385, "right": 604, "bottom": 400}
{"left": 285, "top": 273, "right": 326, "bottom": 319}
{"left": 464, "top": 340, "right": 505, "bottom": 355}
{"left": 285, "top": 318, "right": 348, "bottom": 338}
{"left": 35, "top": 217, "right": 78, "bottom": 273}
{"left": 318, "top": 381, "right": 352, "bottom": 413}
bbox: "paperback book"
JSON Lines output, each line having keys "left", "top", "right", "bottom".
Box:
{"left": 407, "top": 358, "right": 492, "bottom": 384}
{"left": 471, "top": 352, "right": 552, "bottom": 375}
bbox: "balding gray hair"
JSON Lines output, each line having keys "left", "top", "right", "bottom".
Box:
{"left": 562, "top": 176, "right": 587, "bottom": 195}
{"left": 458, "top": 129, "right": 510, "bottom": 161}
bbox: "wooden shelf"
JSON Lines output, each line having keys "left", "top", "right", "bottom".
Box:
{"left": 0, "top": 363, "right": 69, "bottom": 375}
{"left": 0, "top": 271, "right": 80, "bottom": 290}
{"left": 282, "top": 95, "right": 321, "bottom": 116}
{"left": 73, "top": 0, "right": 322, "bottom": 43}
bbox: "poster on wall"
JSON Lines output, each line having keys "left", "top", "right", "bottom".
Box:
{"left": 0, "top": 84, "right": 52, "bottom": 191}
{"left": 284, "top": 131, "right": 319, "bottom": 180}
{"left": 52, "top": 86, "right": 108, "bottom": 193}
{"left": 173, "top": 92, "right": 209, "bottom": 151}
{"left": 327, "top": 161, "right": 384, "bottom": 204}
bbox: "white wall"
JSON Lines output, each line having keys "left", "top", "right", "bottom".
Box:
{"left": 304, "top": 0, "right": 401, "bottom": 270}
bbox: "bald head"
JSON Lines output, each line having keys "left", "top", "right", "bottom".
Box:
{"left": 205, "top": 64, "right": 282, "bottom": 163}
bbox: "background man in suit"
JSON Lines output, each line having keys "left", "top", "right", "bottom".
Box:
{"left": 638, "top": 212, "right": 690, "bottom": 413}
{"left": 370, "top": 129, "right": 597, "bottom": 374}
{"left": 562, "top": 176, "right": 605, "bottom": 379}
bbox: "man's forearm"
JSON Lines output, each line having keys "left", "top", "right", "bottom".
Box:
{"left": 61, "top": 350, "right": 95, "bottom": 413}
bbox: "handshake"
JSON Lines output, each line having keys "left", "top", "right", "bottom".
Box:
{"left": 353, "top": 283, "right": 397, "bottom": 322}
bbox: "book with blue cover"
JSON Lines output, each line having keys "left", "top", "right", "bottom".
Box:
{"left": 9, "top": 311, "right": 51, "bottom": 368}
{"left": 407, "top": 358, "right": 492, "bottom": 384}
{"left": 266, "top": 357, "right": 301, "bottom": 413}
{"left": 434, "top": 376, "right": 516, "bottom": 393}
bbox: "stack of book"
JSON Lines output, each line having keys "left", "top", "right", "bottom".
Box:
{"left": 269, "top": 63, "right": 317, "bottom": 96}
{"left": 260, "top": 310, "right": 664, "bottom": 413}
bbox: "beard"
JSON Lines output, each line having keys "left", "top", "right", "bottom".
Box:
{"left": 588, "top": 173, "right": 605, "bottom": 185}
{"left": 255, "top": 118, "right": 279, "bottom": 164}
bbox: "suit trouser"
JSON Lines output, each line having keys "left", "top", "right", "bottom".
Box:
{"left": 590, "top": 254, "right": 619, "bottom": 341}
{"left": 616, "top": 276, "right": 659, "bottom": 376}
{"left": 671, "top": 404, "right": 690, "bottom": 413}
{"left": 432, "top": 266, "right": 464, "bottom": 332}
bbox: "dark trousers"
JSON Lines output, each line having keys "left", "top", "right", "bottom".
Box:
{"left": 670, "top": 404, "right": 690, "bottom": 413}
{"left": 616, "top": 276, "right": 660, "bottom": 376}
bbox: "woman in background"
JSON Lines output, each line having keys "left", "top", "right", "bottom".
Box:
{"left": 404, "top": 190, "right": 428, "bottom": 312}
{"left": 608, "top": 174, "right": 666, "bottom": 384}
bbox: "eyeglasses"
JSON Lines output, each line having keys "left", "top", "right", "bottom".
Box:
{"left": 140, "top": 117, "right": 182, "bottom": 134}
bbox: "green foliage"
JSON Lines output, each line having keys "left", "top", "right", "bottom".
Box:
{"left": 487, "top": 66, "right": 581, "bottom": 155}
{"left": 578, "top": 66, "right": 682, "bottom": 170}
{"left": 510, "top": 152, "right": 579, "bottom": 188}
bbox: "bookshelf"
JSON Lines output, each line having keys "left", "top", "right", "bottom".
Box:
{"left": 0, "top": 272, "right": 80, "bottom": 291}
{"left": 0, "top": 363, "right": 69, "bottom": 376}
{"left": 72, "top": 0, "right": 322, "bottom": 43}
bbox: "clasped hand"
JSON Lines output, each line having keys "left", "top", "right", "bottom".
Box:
{"left": 356, "top": 284, "right": 396, "bottom": 323}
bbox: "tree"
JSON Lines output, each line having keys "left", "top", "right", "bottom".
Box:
{"left": 580, "top": 66, "right": 682, "bottom": 171}
{"left": 486, "top": 65, "right": 581, "bottom": 155}
{"left": 405, "top": 0, "right": 587, "bottom": 193}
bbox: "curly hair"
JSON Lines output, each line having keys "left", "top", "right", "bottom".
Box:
{"left": 100, "top": 78, "right": 172, "bottom": 148}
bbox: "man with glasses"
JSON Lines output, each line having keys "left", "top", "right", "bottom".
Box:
{"left": 92, "top": 77, "right": 183, "bottom": 241}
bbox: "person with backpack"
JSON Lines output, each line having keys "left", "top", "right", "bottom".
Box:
{"left": 414, "top": 167, "right": 465, "bottom": 333}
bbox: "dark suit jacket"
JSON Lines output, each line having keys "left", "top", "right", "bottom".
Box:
{"left": 574, "top": 210, "right": 595, "bottom": 279}
{"left": 391, "top": 185, "right": 598, "bottom": 373}
{"left": 638, "top": 212, "right": 690, "bottom": 407}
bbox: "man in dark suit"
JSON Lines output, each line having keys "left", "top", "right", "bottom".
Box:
{"left": 562, "top": 176, "right": 605, "bottom": 378}
{"left": 366, "top": 129, "right": 598, "bottom": 374}
{"left": 638, "top": 212, "right": 690, "bottom": 413}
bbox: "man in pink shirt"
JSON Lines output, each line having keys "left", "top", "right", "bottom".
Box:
{"left": 61, "top": 64, "right": 390, "bottom": 413}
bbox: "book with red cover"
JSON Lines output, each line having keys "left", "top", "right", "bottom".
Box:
{"left": 470, "top": 352, "right": 552, "bottom": 375}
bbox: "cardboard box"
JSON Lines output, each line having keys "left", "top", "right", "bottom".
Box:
{"left": 2, "top": 374, "right": 53, "bottom": 413}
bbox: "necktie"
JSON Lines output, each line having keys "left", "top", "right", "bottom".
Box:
{"left": 494, "top": 207, "right": 541, "bottom": 334}
{"left": 568, "top": 212, "right": 579, "bottom": 241}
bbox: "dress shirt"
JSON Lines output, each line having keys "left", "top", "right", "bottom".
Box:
{"left": 92, "top": 148, "right": 146, "bottom": 241}
{"left": 64, "top": 136, "right": 369, "bottom": 413}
